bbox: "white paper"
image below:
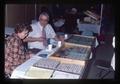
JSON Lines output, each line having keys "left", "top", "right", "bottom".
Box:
{"left": 51, "top": 71, "right": 80, "bottom": 79}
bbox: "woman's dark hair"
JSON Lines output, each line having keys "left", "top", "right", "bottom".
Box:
{"left": 15, "top": 23, "right": 32, "bottom": 33}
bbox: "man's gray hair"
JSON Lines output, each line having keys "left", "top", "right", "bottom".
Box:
{"left": 39, "top": 12, "right": 49, "bottom": 20}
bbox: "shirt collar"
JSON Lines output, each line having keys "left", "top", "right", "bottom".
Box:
{"left": 38, "top": 21, "right": 47, "bottom": 30}
{"left": 12, "top": 33, "right": 21, "bottom": 40}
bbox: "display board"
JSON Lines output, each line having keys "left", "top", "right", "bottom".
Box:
{"left": 50, "top": 43, "right": 91, "bottom": 61}
{"left": 65, "top": 34, "right": 96, "bottom": 47}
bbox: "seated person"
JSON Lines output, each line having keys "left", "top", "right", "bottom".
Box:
{"left": 5, "top": 24, "right": 33, "bottom": 78}
{"left": 24, "top": 12, "right": 59, "bottom": 50}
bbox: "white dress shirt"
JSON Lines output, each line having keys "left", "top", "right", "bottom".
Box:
{"left": 28, "top": 22, "right": 56, "bottom": 49}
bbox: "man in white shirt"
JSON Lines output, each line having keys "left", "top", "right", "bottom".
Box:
{"left": 24, "top": 12, "right": 59, "bottom": 50}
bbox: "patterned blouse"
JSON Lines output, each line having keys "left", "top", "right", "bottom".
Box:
{"left": 5, "top": 33, "right": 31, "bottom": 76}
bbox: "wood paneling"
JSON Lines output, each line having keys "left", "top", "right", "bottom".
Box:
{"left": 5, "top": 4, "right": 26, "bottom": 27}
{"left": 5, "top": 4, "right": 36, "bottom": 27}
{"left": 25, "top": 4, "right": 35, "bottom": 24}
{"left": 5, "top": 4, "right": 52, "bottom": 28}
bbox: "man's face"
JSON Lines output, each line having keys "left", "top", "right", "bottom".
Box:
{"left": 39, "top": 15, "right": 49, "bottom": 27}
{"left": 18, "top": 30, "right": 29, "bottom": 39}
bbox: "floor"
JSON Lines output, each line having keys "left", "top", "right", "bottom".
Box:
{"left": 86, "top": 22, "right": 115, "bottom": 79}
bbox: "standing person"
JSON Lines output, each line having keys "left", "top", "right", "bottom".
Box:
{"left": 5, "top": 24, "right": 33, "bottom": 78}
{"left": 24, "top": 12, "right": 59, "bottom": 50}
{"left": 64, "top": 8, "right": 79, "bottom": 34}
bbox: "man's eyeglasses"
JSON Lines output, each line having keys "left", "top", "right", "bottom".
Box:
{"left": 40, "top": 18, "right": 49, "bottom": 22}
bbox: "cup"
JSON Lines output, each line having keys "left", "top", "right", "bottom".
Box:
{"left": 58, "top": 41, "right": 62, "bottom": 47}
{"left": 64, "top": 34, "right": 68, "bottom": 39}
{"left": 48, "top": 44, "right": 52, "bottom": 51}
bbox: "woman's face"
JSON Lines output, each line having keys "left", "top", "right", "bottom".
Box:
{"left": 18, "top": 30, "right": 29, "bottom": 39}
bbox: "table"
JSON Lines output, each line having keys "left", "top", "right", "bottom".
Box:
{"left": 57, "top": 34, "right": 99, "bottom": 48}
{"left": 77, "top": 23, "right": 101, "bottom": 35}
{"left": 11, "top": 46, "right": 93, "bottom": 79}
{"left": 11, "top": 34, "right": 98, "bottom": 79}
{"left": 10, "top": 47, "right": 60, "bottom": 78}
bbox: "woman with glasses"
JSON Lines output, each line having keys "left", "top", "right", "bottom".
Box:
{"left": 5, "top": 24, "right": 33, "bottom": 78}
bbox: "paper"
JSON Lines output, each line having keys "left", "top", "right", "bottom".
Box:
{"left": 33, "top": 58, "right": 60, "bottom": 69}
{"left": 51, "top": 71, "right": 80, "bottom": 79}
{"left": 25, "top": 66, "right": 53, "bottom": 79}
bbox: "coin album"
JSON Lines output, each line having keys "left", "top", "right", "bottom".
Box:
{"left": 56, "top": 63, "right": 84, "bottom": 75}
{"left": 33, "top": 59, "right": 60, "bottom": 70}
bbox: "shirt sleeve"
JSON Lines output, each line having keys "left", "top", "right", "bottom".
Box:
{"left": 5, "top": 38, "right": 31, "bottom": 75}
{"left": 12, "top": 39, "right": 30, "bottom": 65}
{"left": 28, "top": 24, "right": 35, "bottom": 37}
{"left": 46, "top": 24, "right": 56, "bottom": 38}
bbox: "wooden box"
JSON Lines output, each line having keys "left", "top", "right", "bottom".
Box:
{"left": 65, "top": 34, "right": 96, "bottom": 47}
{"left": 49, "top": 42, "right": 91, "bottom": 66}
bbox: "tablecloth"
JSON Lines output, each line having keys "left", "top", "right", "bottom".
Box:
{"left": 77, "top": 23, "right": 101, "bottom": 35}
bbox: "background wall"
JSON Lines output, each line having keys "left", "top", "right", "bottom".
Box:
{"left": 5, "top": 4, "right": 36, "bottom": 28}
{"left": 5, "top": 4, "right": 109, "bottom": 28}
{"left": 5, "top": 4, "right": 26, "bottom": 27}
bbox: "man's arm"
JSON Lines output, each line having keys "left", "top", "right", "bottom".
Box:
{"left": 53, "top": 35, "right": 60, "bottom": 41}
{"left": 24, "top": 23, "right": 45, "bottom": 42}
{"left": 23, "top": 37, "right": 45, "bottom": 42}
